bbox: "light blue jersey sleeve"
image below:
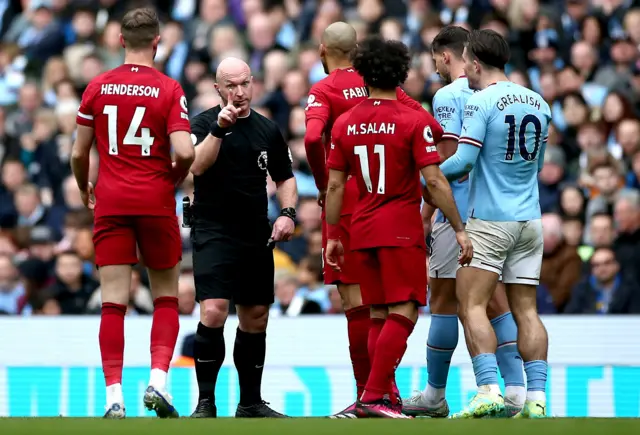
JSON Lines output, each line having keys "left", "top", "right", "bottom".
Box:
{"left": 432, "top": 89, "right": 463, "bottom": 140}
{"left": 432, "top": 78, "right": 472, "bottom": 224}
{"left": 537, "top": 108, "right": 551, "bottom": 172}
{"left": 439, "top": 92, "right": 488, "bottom": 181}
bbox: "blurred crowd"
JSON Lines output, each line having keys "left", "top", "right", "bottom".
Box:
{"left": 0, "top": 0, "right": 639, "bottom": 317}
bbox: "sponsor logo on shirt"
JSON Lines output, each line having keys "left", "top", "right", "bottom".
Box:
{"left": 305, "top": 94, "right": 322, "bottom": 110}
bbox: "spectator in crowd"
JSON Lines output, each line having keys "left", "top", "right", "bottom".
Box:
{"left": 612, "top": 190, "right": 640, "bottom": 278}
{"left": 539, "top": 146, "right": 568, "bottom": 213}
{"left": 0, "top": 253, "right": 24, "bottom": 314}
{"left": 178, "top": 272, "right": 197, "bottom": 315}
{"left": 539, "top": 213, "right": 583, "bottom": 313}
{"left": 46, "top": 250, "right": 97, "bottom": 314}
{"left": 0, "top": 0, "right": 638, "bottom": 316}
{"left": 566, "top": 247, "right": 640, "bottom": 314}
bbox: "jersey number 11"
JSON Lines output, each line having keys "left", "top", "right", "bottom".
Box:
{"left": 103, "top": 105, "right": 156, "bottom": 156}
{"left": 354, "top": 144, "right": 386, "bottom": 194}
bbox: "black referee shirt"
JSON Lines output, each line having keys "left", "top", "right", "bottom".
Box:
{"left": 190, "top": 106, "right": 294, "bottom": 235}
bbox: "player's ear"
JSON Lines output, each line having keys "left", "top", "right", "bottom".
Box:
{"left": 153, "top": 35, "right": 161, "bottom": 48}
{"left": 119, "top": 33, "right": 125, "bottom": 49}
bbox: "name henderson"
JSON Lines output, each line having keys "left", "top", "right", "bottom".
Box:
{"left": 347, "top": 123, "right": 396, "bottom": 135}
{"left": 495, "top": 93, "right": 541, "bottom": 111}
{"left": 100, "top": 83, "right": 160, "bottom": 98}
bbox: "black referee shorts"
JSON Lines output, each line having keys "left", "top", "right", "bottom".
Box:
{"left": 191, "top": 221, "right": 275, "bottom": 306}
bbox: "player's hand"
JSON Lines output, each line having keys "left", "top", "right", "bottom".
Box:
{"left": 325, "top": 239, "right": 344, "bottom": 271}
{"left": 317, "top": 189, "right": 327, "bottom": 208}
{"left": 455, "top": 230, "right": 473, "bottom": 266}
{"left": 80, "top": 182, "right": 95, "bottom": 210}
{"left": 217, "top": 93, "right": 239, "bottom": 128}
{"left": 271, "top": 215, "right": 295, "bottom": 242}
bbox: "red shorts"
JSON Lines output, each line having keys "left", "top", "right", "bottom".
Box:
{"left": 93, "top": 215, "right": 182, "bottom": 269}
{"left": 322, "top": 215, "right": 358, "bottom": 285}
{"left": 353, "top": 246, "right": 428, "bottom": 306}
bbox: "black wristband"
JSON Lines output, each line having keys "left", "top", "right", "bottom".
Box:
{"left": 210, "top": 122, "right": 229, "bottom": 138}
{"left": 280, "top": 207, "right": 296, "bottom": 221}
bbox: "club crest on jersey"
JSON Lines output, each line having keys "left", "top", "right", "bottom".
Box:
{"left": 258, "top": 151, "right": 268, "bottom": 171}
{"left": 423, "top": 126, "right": 434, "bottom": 143}
{"left": 305, "top": 94, "right": 322, "bottom": 110}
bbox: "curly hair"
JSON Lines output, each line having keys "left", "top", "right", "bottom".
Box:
{"left": 351, "top": 36, "right": 411, "bottom": 91}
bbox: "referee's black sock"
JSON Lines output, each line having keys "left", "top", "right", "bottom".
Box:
{"left": 194, "top": 322, "right": 225, "bottom": 402}
{"left": 234, "top": 328, "right": 266, "bottom": 406}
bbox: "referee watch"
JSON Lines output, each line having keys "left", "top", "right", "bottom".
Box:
{"left": 280, "top": 207, "right": 297, "bottom": 222}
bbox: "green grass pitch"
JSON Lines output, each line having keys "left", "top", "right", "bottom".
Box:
{"left": 0, "top": 418, "right": 639, "bottom": 435}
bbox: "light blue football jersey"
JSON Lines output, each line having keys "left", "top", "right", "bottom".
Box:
{"left": 432, "top": 77, "right": 474, "bottom": 223}
{"left": 459, "top": 81, "right": 551, "bottom": 222}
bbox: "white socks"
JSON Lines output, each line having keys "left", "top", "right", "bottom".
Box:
{"left": 478, "top": 384, "right": 502, "bottom": 396}
{"left": 106, "top": 383, "right": 123, "bottom": 406}
{"left": 422, "top": 385, "right": 446, "bottom": 404}
{"left": 526, "top": 390, "right": 546, "bottom": 402}
{"left": 505, "top": 385, "right": 526, "bottom": 407}
{"left": 149, "top": 368, "right": 167, "bottom": 391}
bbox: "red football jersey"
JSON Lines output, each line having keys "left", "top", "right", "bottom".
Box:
{"left": 77, "top": 64, "right": 190, "bottom": 218}
{"left": 305, "top": 67, "right": 423, "bottom": 215}
{"left": 327, "top": 99, "right": 443, "bottom": 250}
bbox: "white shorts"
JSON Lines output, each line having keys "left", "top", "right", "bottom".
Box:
{"left": 428, "top": 222, "right": 459, "bottom": 279}
{"left": 465, "top": 218, "right": 543, "bottom": 285}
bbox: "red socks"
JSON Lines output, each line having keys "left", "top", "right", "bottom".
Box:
{"left": 368, "top": 317, "right": 385, "bottom": 366}
{"left": 362, "top": 314, "right": 415, "bottom": 403}
{"left": 150, "top": 297, "right": 180, "bottom": 372}
{"left": 345, "top": 305, "right": 371, "bottom": 397}
{"left": 99, "top": 303, "right": 126, "bottom": 386}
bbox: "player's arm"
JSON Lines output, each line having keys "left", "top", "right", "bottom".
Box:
{"left": 71, "top": 83, "right": 98, "bottom": 192}
{"left": 304, "top": 86, "right": 332, "bottom": 191}
{"left": 439, "top": 97, "right": 487, "bottom": 181}
{"left": 70, "top": 125, "right": 94, "bottom": 192}
{"left": 268, "top": 124, "right": 298, "bottom": 210}
{"left": 167, "top": 83, "right": 195, "bottom": 184}
{"left": 412, "top": 120, "right": 464, "bottom": 233}
{"left": 189, "top": 112, "right": 222, "bottom": 176}
{"left": 325, "top": 123, "right": 349, "bottom": 229}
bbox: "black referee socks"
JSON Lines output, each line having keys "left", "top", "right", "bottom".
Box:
{"left": 194, "top": 322, "right": 225, "bottom": 402}
{"left": 234, "top": 328, "right": 267, "bottom": 406}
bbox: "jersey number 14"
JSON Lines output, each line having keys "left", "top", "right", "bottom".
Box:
{"left": 354, "top": 144, "right": 385, "bottom": 194}
{"left": 103, "top": 105, "right": 155, "bottom": 156}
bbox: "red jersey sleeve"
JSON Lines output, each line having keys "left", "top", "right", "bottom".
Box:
{"left": 412, "top": 115, "right": 442, "bottom": 168}
{"left": 304, "top": 83, "right": 331, "bottom": 123}
{"left": 77, "top": 81, "right": 99, "bottom": 128}
{"left": 327, "top": 119, "right": 349, "bottom": 172}
{"left": 396, "top": 87, "right": 424, "bottom": 112}
{"left": 166, "top": 80, "right": 191, "bottom": 135}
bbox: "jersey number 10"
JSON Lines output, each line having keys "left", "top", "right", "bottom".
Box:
{"left": 103, "top": 105, "right": 156, "bottom": 156}
{"left": 504, "top": 114, "right": 542, "bottom": 162}
{"left": 354, "top": 144, "right": 386, "bottom": 194}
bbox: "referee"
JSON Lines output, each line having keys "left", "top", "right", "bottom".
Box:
{"left": 188, "top": 57, "right": 297, "bottom": 418}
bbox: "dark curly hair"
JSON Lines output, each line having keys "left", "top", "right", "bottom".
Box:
{"left": 351, "top": 36, "right": 411, "bottom": 91}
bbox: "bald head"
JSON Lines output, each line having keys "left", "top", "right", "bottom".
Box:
{"left": 216, "top": 57, "right": 251, "bottom": 83}
{"left": 322, "top": 21, "right": 357, "bottom": 55}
